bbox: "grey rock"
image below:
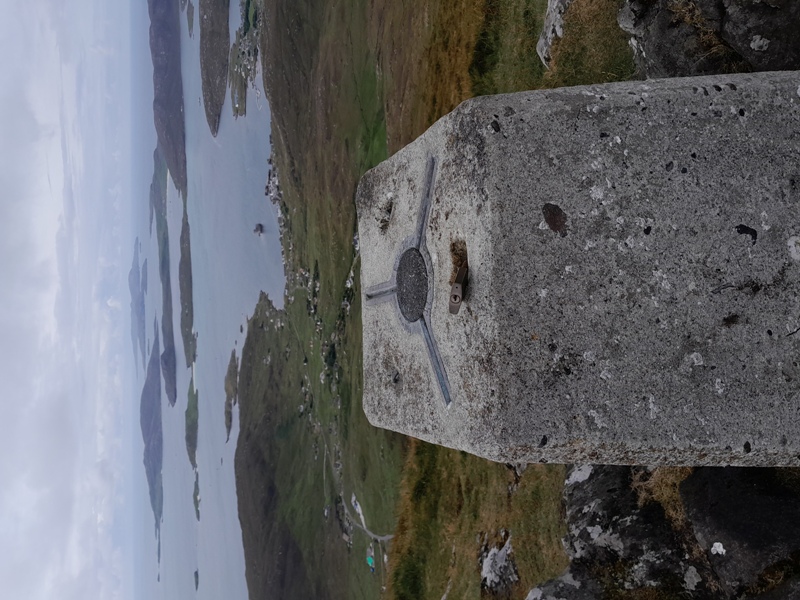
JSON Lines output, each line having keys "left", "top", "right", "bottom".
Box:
{"left": 537, "top": 0, "right": 577, "bottom": 67}
{"left": 480, "top": 534, "right": 519, "bottom": 596}
{"left": 619, "top": 0, "right": 800, "bottom": 78}
{"left": 716, "top": 0, "right": 800, "bottom": 72}
{"left": 527, "top": 465, "right": 720, "bottom": 599}
{"left": 526, "top": 572, "right": 604, "bottom": 600}
{"left": 681, "top": 468, "right": 800, "bottom": 594}
{"left": 530, "top": 465, "right": 800, "bottom": 599}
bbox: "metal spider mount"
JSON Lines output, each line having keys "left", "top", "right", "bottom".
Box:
{"left": 364, "top": 157, "right": 453, "bottom": 407}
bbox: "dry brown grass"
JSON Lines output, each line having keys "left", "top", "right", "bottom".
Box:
{"left": 630, "top": 467, "right": 693, "bottom": 530}
{"left": 667, "top": 0, "right": 725, "bottom": 51}
{"left": 369, "top": 0, "right": 486, "bottom": 153}
{"left": 371, "top": 0, "right": 636, "bottom": 151}
{"left": 544, "top": 0, "right": 636, "bottom": 87}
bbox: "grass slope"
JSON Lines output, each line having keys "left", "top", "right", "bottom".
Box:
{"left": 235, "top": 0, "right": 404, "bottom": 597}
{"left": 235, "top": 0, "right": 638, "bottom": 598}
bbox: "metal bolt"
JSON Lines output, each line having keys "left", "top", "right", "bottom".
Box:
{"left": 449, "top": 266, "right": 469, "bottom": 314}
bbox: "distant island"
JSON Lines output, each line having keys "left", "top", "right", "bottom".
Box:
{"left": 149, "top": 148, "right": 178, "bottom": 407}
{"left": 140, "top": 319, "right": 164, "bottom": 549}
{"left": 147, "top": 0, "right": 187, "bottom": 195}
{"left": 187, "top": 1, "right": 195, "bottom": 37}
{"left": 178, "top": 203, "right": 196, "bottom": 368}
{"left": 186, "top": 374, "right": 201, "bottom": 523}
{"left": 224, "top": 349, "right": 238, "bottom": 441}
{"left": 193, "top": 472, "right": 201, "bottom": 521}
{"left": 185, "top": 375, "right": 199, "bottom": 470}
{"left": 179, "top": 0, "right": 195, "bottom": 37}
{"left": 199, "top": 0, "right": 230, "bottom": 135}
{"left": 128, "top": 239, "right": 147, "bottom": 372}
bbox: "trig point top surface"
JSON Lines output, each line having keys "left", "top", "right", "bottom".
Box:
{"left": 356, "top": 72, "right": 800, "bottom": 466}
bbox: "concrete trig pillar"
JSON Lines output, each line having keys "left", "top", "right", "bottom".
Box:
{"left": 356, "top": 72, "right": 800, "bottom": 466}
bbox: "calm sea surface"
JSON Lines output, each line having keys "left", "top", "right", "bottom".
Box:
{"left": 139, "top": 2, "right": 284, "bottom": 597}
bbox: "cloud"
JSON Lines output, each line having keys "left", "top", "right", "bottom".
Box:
{"left": 0, "top": 10, "right": 61, "bottom": 347}
{"left": 0, "top": 337, "right": 126, "bottom": 600}
{"left": 0, "top": 3, "right": 128, "bottom": 600}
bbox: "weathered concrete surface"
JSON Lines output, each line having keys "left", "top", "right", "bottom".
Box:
{"left": 356, "top": 71, "right": 800, "bottom": 466}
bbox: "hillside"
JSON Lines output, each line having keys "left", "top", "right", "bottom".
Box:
{"left": 147, "top": 0, "right": 188, "bottom": 195}
{"left": 236, "top": 0, "right": 800, "bottom": 599}
{"left": 199, "top": 0, "right": 230, "bottom": 135}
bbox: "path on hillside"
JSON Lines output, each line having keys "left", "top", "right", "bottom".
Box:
{"left": 321, "top": 437, "right": 394, "bottom": 542}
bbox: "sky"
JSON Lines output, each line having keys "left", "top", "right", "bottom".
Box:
{"left": 0, "top": 1, "right": 134, "bottom": 598}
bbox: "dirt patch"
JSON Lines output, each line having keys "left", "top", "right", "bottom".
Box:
{"left": 449, "top": 239, "right": 468, "bottom": 285}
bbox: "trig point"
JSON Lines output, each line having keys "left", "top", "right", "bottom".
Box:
{"left": 356, "top": 72, "right": 800, "bottom": 466}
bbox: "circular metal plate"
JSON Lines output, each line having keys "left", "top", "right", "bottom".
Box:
{"left": 396, "top": 248, "right": 428, "bottom": 322}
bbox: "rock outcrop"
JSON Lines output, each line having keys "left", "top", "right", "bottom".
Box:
{"left": 529, "top": 466, "right": 800, "bottom": 599}
{"left": 480, "top": 533, "right": 520, "bottom": 596}
{"left": 618, "top": 0, "right": 800, "bottom": 78}
{"left": 528, "top": 466, "right": 717, "bottom": 599}
{"left": 681, "top": 468, "right": 800, "bottom": 596}
{"left": 536, "top": 0, "right": 577, "bottom": 67}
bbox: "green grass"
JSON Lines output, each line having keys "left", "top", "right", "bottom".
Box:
{"left": 470, "top": 0, "right": 635, "bottom": 94}
{"left": 470, "top": 0, "right": 549, "bottom": 95}
{"left": 389, "top": 443, "right": 567, "bottom": 599}
{"left": 247, "top": 0, "right": 257, "bottom": 29}
{"left": 231, "top": 0, "right": 414, "bottom": 595}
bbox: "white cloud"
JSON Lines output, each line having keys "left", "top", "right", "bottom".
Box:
{"left": 0, "top": 2, "right": 131, "bottom": 600}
